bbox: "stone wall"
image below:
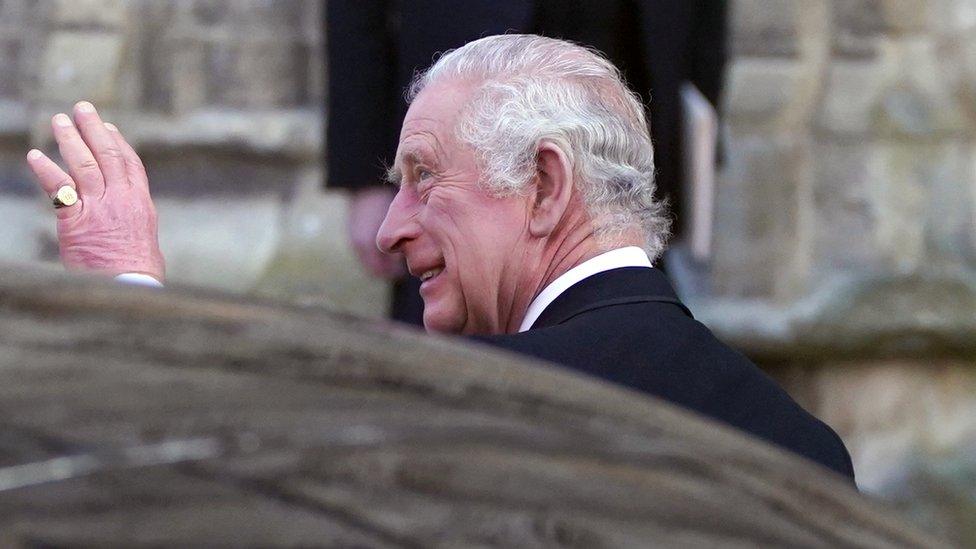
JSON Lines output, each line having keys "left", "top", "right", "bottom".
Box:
{"left": 0, "top": 0, "right": 388, "bottom": 315}
{"left": 713, "top": 0, "right": 976, "bottom": 302}
{"left": 695, "top": 1, "right": 976, "bottom": 545}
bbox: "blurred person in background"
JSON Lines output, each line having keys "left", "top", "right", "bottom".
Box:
{"left": 326, "top": 0, "right": 727, "bottom": 325}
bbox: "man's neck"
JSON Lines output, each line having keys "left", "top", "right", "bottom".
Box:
{"left": 519, "top": 246, "right": 653, "bottom": 332}
{"left": 503, "top": 224, "right": 645, "bottom": 334}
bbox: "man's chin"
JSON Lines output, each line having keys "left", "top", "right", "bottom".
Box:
{"left": 421, "top": 307, "right": 465, "bottom": 335}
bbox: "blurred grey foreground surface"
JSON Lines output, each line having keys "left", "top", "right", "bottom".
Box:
{"left": 0, "top": 264, "right": 947, "bottom": 548}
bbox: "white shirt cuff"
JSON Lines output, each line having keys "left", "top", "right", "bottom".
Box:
{"left": 114, "top": 273, "right": 164, "bottom": 288}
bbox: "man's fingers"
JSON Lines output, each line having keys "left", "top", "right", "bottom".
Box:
{"left": 25, "top": 149, "right": 81, "bottom": 218}
{"left": 105, "top": 122, "right": 149, "bottom": 188}
{"left": 52, "top": 112, "right": 105, "bottom": 198}
{"left": 25, "top": 149, "right": 71, "bottom": 194}
{"left": 72, "top": 101, "right": 127, "bottom": 190}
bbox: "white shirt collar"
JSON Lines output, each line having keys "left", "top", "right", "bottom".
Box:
{"left": 518, "top": 246, "right": 652, "bottom": 332}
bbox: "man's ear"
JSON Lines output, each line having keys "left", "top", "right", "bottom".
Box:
{"left": 529, "top": 141, "right": 574, "bottom": 238}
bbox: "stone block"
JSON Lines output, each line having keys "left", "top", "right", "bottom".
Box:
{"left": 834, "top": 0, "right": 936, "bottom": 57}
{"left": 236, "top": 0, "right": 307, "bottom": 31}
{"left": 835, "top": 0, "right": 887, "bottom": 36}
{"left": 949, "top": 35, "right": 976, "bottom": 125}
{"left": 873, "top": 38, "right": 970, "bottom": 136}
{"left": 711, "top": 134, "right": 806, "bottom": 298}
{"left": 868, "top": 143, "right": 932, "bottom": 273}
{"left": 725, "top": 58, "right": 819, "bottom": 129}
{"left": 815, "top": 60, "right": 888, "bottom": 135}
{"left": 930, "top": 0, "right": 976, "bottom": 35}
{"left": 878, "top": 0, "right": 933, "bottom": 34}
{"left": 0, "top": 98, "right": 28, "bottom": 136}
{"left": 51, "top": 0, "right": 125, "bottom": 28}
{"left": 725, "top": 60, "right": 797, "bottom": 121}
{"left": 808, "top": 141, "right": 886, "bottom": 276}
{"left": 300, "top": 0, "right": 324, "bottom": 45}
{"left": 188, "top": 0, "right": 238, "bottom": 28}
{"left": 154, "top": 196, "right": 283, "bottom": 293}
{"left": 0, "top": 197, "right": 48, "bottom": 265}
{"left": 129, "top": 1, "right": 179, "bottom": 114}
{"left": 117, "top": 108, "right": 321, "bottom": 159}
{"left": 832, "top": 0, "right": 886, "bottom": 58}
{"left": 880, "top": 141, "right": 975, "bottom": 268}
{"left": 0, "top": 38, "right": 24, "bottom": 98}
{"left": 0, "top": 0, "right": 50, "bottom": 31}
{"left": 873, "top": 84, "right": 958, "bottom": 137}
{"left": 169, "top": 45, "right": 207, "bottom": 114}
{"left": 0, "top": 0, "right": 32, "bottom": 20}
{"left": 0, "top": 0, "right": 48, "bottom": 100}
{"left": 208, "top": 40, "right": 312, "bottom": 109}
{"left": 731, "top": 0, "right": 802, "bottom": 57}
{"left": 39, "top": 32, "right": 124, "bottom": 105}
{"left": 820, "top": 38, "right": 970, "bottom": 137}
{"left": 0, "top": 143, "right": 35, "bottom": 195}
{"left": 832, "top": 29, "right": 882, "bottom": 59}
{"left": 808, "top": 140, "right": 973, "bottom": 278}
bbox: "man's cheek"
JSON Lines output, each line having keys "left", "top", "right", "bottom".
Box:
{"left": 436, "top": 275, "right": 469, "bottom": 334}
{"left": 427, "top": 209, "right": 479, "bottom": 255}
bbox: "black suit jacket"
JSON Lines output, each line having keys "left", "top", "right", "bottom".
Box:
{"left": 475, "top": 267, "right": 856, "bottom": 482}
{"left": 326, "top": 0, "right": 727, "bottom": 235}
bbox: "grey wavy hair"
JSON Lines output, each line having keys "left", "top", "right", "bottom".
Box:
{"left": 407, "top": 34, "right": 670, "bottom": 260}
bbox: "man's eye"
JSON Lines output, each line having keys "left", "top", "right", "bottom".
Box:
{"left": 415, "top": 171, "right": 435, "bottom": 204}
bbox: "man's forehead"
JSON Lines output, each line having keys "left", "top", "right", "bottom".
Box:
{"left": 396, "top": 116, "right": 450, "bottom": 167}
{"left": 394, "top": 80, "right": 477, "bottom": 170}
{"left": 397, "top": 112, "right": 452, "bottom": 154}
{"left": 400, "top": 80, "right": 474, "bottom": 136}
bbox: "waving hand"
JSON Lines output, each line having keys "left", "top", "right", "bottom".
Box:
{"left": 26, "top": 102, "right": 164, "bottom": 282}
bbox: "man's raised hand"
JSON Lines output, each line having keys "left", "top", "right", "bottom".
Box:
{"left": 26, "top": 101, "right": 165, "bottom": 283}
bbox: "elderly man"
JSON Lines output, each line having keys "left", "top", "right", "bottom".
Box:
{"left": 26, "top": 35, "right": 854, "bottom": 482}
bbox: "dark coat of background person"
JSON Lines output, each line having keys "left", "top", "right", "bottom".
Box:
{"left": 325, "top": 0, "right": 728, "bottom": 325}
{"left": 474, "top": 267, "right": 857, "bottom": 482}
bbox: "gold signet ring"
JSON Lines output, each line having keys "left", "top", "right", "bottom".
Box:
{"left": 52, "top": 185, "right": 78, "bottom": 209}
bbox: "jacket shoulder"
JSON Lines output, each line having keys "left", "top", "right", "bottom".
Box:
{"left": 474, "top": 302, "right": 855, "bottom": 481}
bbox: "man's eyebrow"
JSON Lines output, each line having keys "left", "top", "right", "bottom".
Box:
{"left": 386, "top": 149, "right": 427, "bottom": 187}
{"left": 385, "top": 164, "right": 403, "bottom": 187}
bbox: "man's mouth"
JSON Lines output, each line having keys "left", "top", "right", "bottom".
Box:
{"left": 419, "top": 267, "right": 443, "bottom": 282}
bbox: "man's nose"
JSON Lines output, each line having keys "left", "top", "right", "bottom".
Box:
{"left": 376, "top": 188, "right": 420, "bottom": 254}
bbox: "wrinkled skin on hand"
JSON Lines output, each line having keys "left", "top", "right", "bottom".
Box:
{"left": 54, "top": 174, "right": 164, "bottom": 279}
{"left": 26, "top": 102, "right": 165, "bottom": 282}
